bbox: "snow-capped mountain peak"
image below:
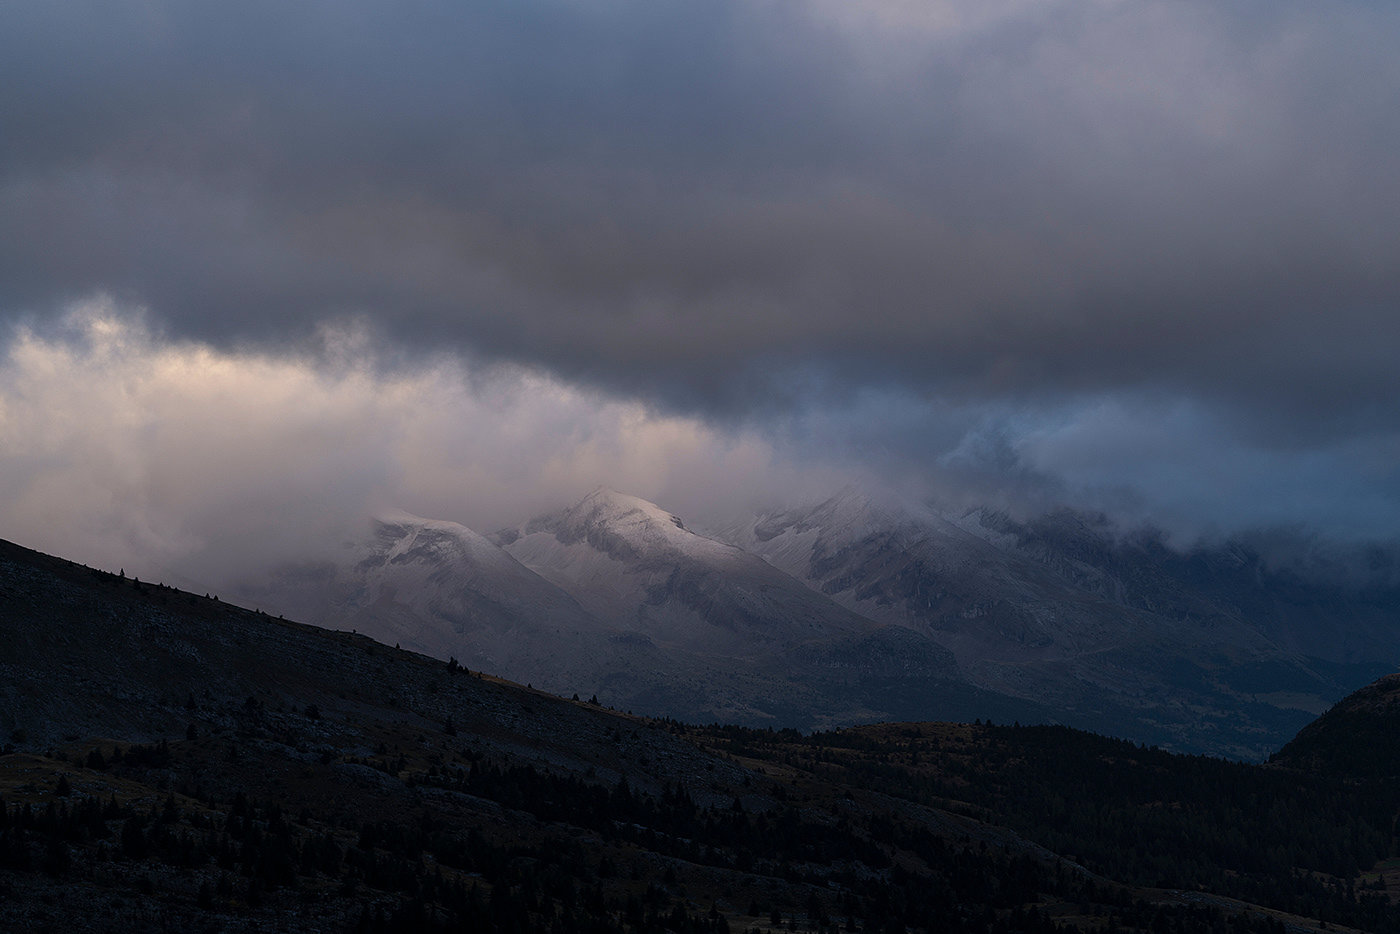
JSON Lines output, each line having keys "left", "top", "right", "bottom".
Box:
{"left": 366, "top": 508, "right": 524, "bottom": 577}
{"left": 511, "top": 487, "right": 744, "bottom": 567}
{"left": 569, "top": 487, "right": 688, "bottom": 535}
{"left": 495, "top": 488, "right": 907, "bottom": 653}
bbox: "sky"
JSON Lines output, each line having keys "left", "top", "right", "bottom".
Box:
{"left": 2, "top": 0, "right": 1400, "bottom": 584}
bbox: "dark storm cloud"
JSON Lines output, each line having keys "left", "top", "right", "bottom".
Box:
{"left": 5, "top": 0, "right": 1398, "bottom": 418}
{"left": 3, "top": 0, "right": 1400, "bottom": 542}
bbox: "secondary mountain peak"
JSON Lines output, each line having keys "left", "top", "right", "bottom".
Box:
{"left": 578, "top": 487, "right": 686, "bottom": 529}
{"left": 510, "top": 487, "right": 740, "bottom": 568}
{"left": 567, "top": 486, "right": 691, "bottom": 540}
{"left": 366, "top": 508, "right": 523, "bottom": 576}
{"left": 749, "top": 485, "right": 918, "bottom": 541}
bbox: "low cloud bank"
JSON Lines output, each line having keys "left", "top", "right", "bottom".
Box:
{"left": 1, "top": 298, "right": 1396, "bottom": 598}
{"left": 0, "top": 298, "right": 840, "bottom": 588}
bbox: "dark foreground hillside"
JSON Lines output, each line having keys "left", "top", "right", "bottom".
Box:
{"left": 1, "top": 537, "right": 1397, "bottom": 932}
{"left": 1272, "top": 672, "right": 1400, "bottom": 781}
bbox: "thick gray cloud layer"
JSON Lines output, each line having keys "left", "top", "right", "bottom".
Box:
{"left": 3, "top": 0, "right": 1400, "bottom": 548}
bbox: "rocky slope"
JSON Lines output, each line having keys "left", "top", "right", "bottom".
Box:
{"left": 720, "top": 488, "right": 1396, "bottom": 758}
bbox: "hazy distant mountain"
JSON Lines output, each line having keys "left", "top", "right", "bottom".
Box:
{"left": 719, "top": 488, "right": 1398, "bottom": 758}
{"left": 964, "top": 506, "right": 1400, "bottom": 666}
{"left": 231, "top": 486, "right": 1398, "bottom": 758}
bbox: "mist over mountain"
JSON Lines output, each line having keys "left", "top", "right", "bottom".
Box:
{"left": 221, "top": 486, "right": 1400, "bottom": 761}
{"left": 721, "top": 488, "right": 1400, "bottom": 758}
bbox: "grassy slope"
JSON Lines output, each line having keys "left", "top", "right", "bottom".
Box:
{"left": 0, "top": 537, "right": 1394, "bottom": 932}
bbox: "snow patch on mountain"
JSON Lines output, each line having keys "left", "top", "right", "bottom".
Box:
{"left": 365, "top": 509, "right": 540, "bottom": 583}
{"left": 520, "top": 488, "right": 749, "bottom": 567}
{"left": 495, "top": 488, "right": 890, "bottom": 655}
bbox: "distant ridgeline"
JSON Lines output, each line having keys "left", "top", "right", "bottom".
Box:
{"left": 232, "top": 489, "right": 1400, "bottom": 761}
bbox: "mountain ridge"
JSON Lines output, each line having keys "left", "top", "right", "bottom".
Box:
{"left": 719, "top": 488, "right": 1398, "bottom": 759}
{"left": 220, "top": 486, "right": 1398, "bottom": 759}
{"left": 495, "top": 486, "right": 881, "bottom": 648}
{"left": 3, "top": 532, "right": 1399, "bottom": 933}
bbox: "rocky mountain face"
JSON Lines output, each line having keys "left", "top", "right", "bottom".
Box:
{"left": 964, "top": 506, "right": 1400, "bottom": 666}
{"left": 720, "top": 489, "right": 1398, "bottom": 759}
